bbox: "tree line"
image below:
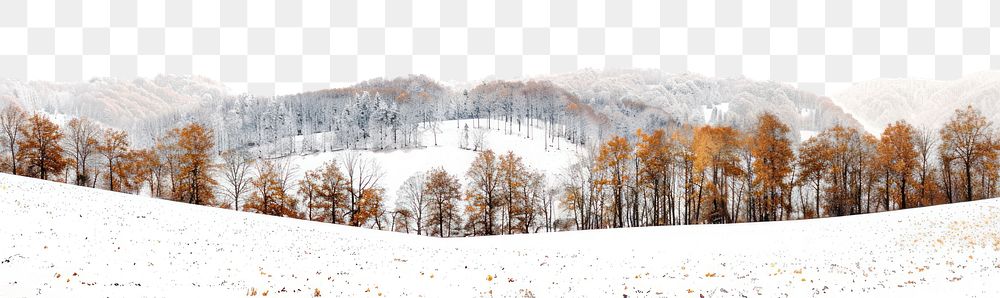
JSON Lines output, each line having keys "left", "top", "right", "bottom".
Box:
{"left": 128, "top": 76, "right": 599, "bottom": 159}
{"left": 1, "top": 104, "right": 218, "bottom": 204}
{"left": 558, "top": 105, "right": 998, "bottom": 230}
{"left": 2, "top": 102, "right": 998, "bottom": 236}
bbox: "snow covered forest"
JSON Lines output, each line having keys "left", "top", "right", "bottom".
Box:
{"left": 0, "top": 70, "right": 859, "bottom": 153}
{"left": 834, "top": 71, "right": 1000, "bottom": 133}
{"left": 1, "top": 71, "right": 998, "bottom": 237}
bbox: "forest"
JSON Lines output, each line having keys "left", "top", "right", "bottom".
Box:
{"left": 122, "top": 76, "right": 605, "bottom": 156}
{"left": 1, "top": 72, "right": 855, "bottom": 159}
{"left": 2, "top": 95, "right": 997, "bottom": 236}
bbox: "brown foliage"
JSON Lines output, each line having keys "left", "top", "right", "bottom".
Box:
{"left": 635, "top": 128, "right": 672, "bottom": 225}
{"left": 171, "top": 123, "right": 218, "bottom": 205}
{"left": 97, "top": 128, "right": 130, "bottom": 191}
{"left": 595, "top": 135, "right": 631, "bottom": 227}
{"left": 244, "top": 159, "right": 300, "bottom": 218}
{"left": 342, "top": 152, "right": 384, "bottom": 227}
{"left": 877, "top": 121, "right": 918, "bottom": 210}
{"left": 425, "top": 167, "right": 461, "bottom": 236}
{"left": 692, "top": 125, "right": 742, "bottom": 224}
{"left": 750, "top": 113, "right": 794, "bottom": 221}
{"left": 17, "top": 114, "right": 66, "bottom": 180}
{"left": 351, "top": 187, "right": 384, "bottom": 227}
{"left": 939, "top": 105, "right": 997, "bottom": 202}
{"left": 466, "top": 150, "right": 501, "bottom": 235}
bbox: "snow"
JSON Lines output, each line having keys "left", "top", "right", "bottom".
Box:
{"left": 699, "top": 103, "right": 730, "bottom": 124}
{"left": 3, "top": 173, "right": 999, "bottom": 297}
{"left": 800, "top": 108, "right": 815, "bottom": 118}
{"left": 717, "top": 102, "right": 730, "bottom": 115}
{"left": 543, "top": 69, "right": 863, "bottom": 133}
{"left": 278, "top": 119, "right": 579, "bottom": 206}
{"left": 799, "top": 130, "right": 818, "bottom": 142}
{"left": 0, "top": 75, "right": 228, "bottom": 129}
{"left": 832, "top": 71, "right": 1000, "bottom": 134}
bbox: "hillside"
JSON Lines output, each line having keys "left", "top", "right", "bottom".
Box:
{"left": 542, "top": 69, "right": 863, "bottom": 138}
{"left": 0, "top": 70, "right": 865, "bottom": 152}
{"left": 0, "top": 75, "right": 228, "bottom": 129}
{"left": 271, "top": 119, "right": 579, "bottom": 207}
{"left": 2, "top": 174, "right": 998, "bottom": 297}
{"left": 832, "top": 71, "right": 1000, "bottom": 133}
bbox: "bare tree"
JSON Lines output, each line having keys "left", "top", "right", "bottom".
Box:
{"left": 63, "top": 117, "right": 100, "bottom": 186}
{"left": 341, "top": 151, "right": 385, "bottom": 226}
{"left": 471, "top": 128, "right": 487, "bottom": 151}
{"left": 398, "top": 172, "right": 428, "bottom": 235}
{"left": 0, "top": 104, "right": 27, "bottom": 174}
{"left": 390, "top": 207, "right": 412, "bottom": 233}
{"left": 540, "top": 184, "right": 559, "bottom": 232}
{"left": 914, "top": 127, "right": 937, "bottom": 206}
{"left": 220, "top": 149, "right": 254, "bottom": 210}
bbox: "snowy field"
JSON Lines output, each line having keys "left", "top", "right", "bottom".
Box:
{"left": 2, "top": 173, "right": 999, "bottom": 297}
{"left": 278, "top": 119, "right": 579, "bottom": 204}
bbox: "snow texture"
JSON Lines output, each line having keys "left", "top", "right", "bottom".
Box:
{"left": 2, "top": 173, "right": 999, "bottom": 297}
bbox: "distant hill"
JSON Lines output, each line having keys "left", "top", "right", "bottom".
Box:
{"left": 832, "top": 71, "right": 1000, "bottom": 133}
{"left": 0, "top": 70, "right": 865, "bottom": 147}
{"left": 541, "top": 69, "right": 863, "bottom": 139}
{"left": 0, "top": 75, "right": 228, "bottom": 128}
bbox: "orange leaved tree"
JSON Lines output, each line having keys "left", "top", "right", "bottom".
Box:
{"left": 17, "top": 114, "right": 66, "bottom": 181}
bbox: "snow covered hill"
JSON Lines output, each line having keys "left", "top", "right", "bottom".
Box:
{"left": 541, "top": 69, "right": 863, "bottom": 138}
{"left": 0, "top": 75, "right": 228, "bottom": 128}
{"left": 832, "top": 71, "right": 1000, "bottom": 133}
{"left": 271, "top": 119, "right": 578, "bottom": 208}
{"left": 3, "top": 174, "right": 999, "bottom": 297}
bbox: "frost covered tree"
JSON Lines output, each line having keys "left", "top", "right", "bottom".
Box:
{"left": 459, "top": 123, "right": 470, "bottom": 149}
{"left": 301, "top": 134, "right": 319, "bottom": 153}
